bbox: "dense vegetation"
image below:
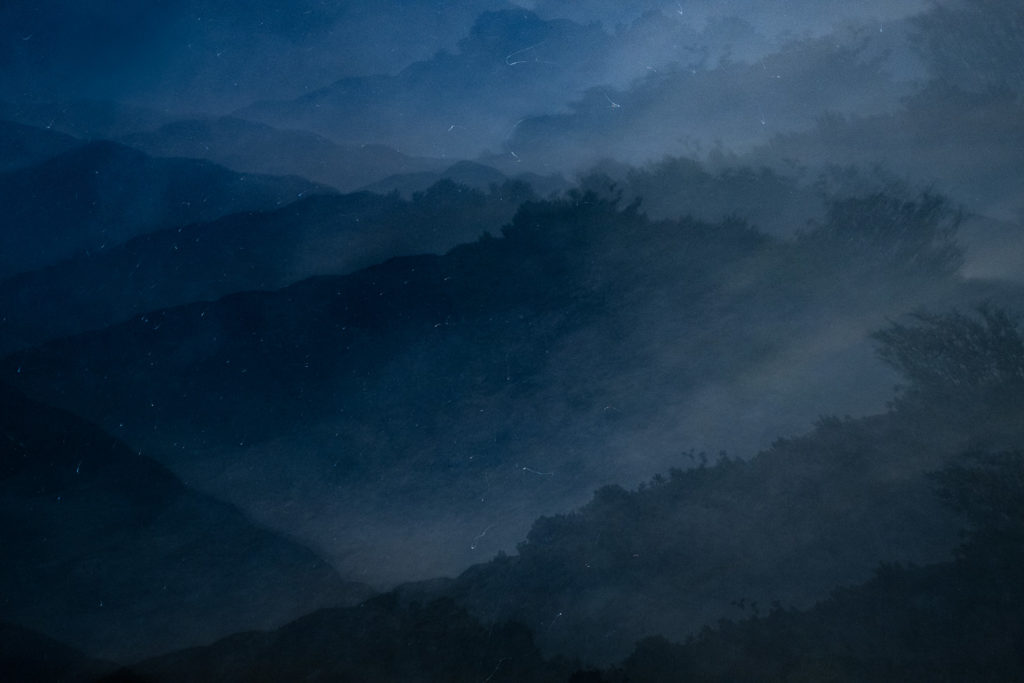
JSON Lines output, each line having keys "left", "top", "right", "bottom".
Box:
{"left": 600, "top": 451, "right": 1024, "bottom": 682}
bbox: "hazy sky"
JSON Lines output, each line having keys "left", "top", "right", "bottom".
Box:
{"left": 1, "top": 0, "right": 930, "bottom": 114}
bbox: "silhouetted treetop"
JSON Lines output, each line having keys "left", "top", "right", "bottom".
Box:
{"left": 933, "top": 450, "right": 1024, "bottom": 545}
{"left": 805, "top": 190, "right": 964, "bottom": 275}
{"left": 873, "top": 306, "right": 1024, "bottom": 401}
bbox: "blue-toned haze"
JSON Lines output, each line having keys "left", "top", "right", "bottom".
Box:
{"left": 2, "top": 1, "right": 1023, "bottom": 680}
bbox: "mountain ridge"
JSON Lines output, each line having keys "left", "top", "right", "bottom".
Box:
{"left": 0, "top": 382, "right": 373, "bottom": 663}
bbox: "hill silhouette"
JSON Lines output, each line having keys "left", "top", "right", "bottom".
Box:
{"left": 0, "top": 179, "right": 533, "bottom": 354}
{"left": 0, "top": 383, "right": 372, "bottom": 662}
{"left": 0, "top": 139, "right": 329, "bottom": 279}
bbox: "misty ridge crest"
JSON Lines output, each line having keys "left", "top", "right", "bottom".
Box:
{"left": 0, "top": 177, "right": 536, "bottom": 355}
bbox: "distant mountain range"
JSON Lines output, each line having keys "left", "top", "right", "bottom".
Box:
{"left": 503, "top": 23, "right": 918, "bottom": 172}
{"left": 238, "top": 9, "right": 616, "bottom": 158}
{"left": 0, "top": 0, "right": 512, "bottom": 110}
{"left": 0, "top": 138, "right": 329, "bottom": 279}
{"left": 0, "top": 178, "right": 532, "bottom": 354}
{"left": 0, "top": 99, "right": 175, "bottom": 141}
{"left": 120, "top": 117, "right": 448, "bottom": 192}
{"left": 361, "top": 159, "right": 570, "bottom": 198}
{"left": 0, "top": 120, "right": 79, "bottom": 172}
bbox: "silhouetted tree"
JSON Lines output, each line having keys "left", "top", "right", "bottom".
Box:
{"left": 933, "top": 450, "right": 1024, "bottom": 556}
{"left": 805, "top": 190, "right": 963, "bottom": 276}
{"left": 872, "top": 306, "right": 1024, "bottom": 410}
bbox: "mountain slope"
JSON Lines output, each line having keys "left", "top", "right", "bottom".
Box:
{"left": 0, "top": 179, "right": 532, "bottom": 354}
{"left": 0, "top": 99, "right": 173, "bottom": 141}
{"left": 0, "top": 140, "right": 330, "bottom": 278}
{"left": 604, "top": 450, "right": 1024, "bottom": 682}
{"left": 120, "top": 117, "right": 447, "bottom": 192}
{"left": 239, "top": 9, "right": 614, "bottom": 158}
{"left": 0, "top": 119, "right": 79, "bottom": 172}
{"left": 127, "top": 595, "right": 568, "bottom": 683}
{"left": 433, "top": 411, "right": 965, "bottom": 664}
{"left": 0, "top": 383, "right": 372, "bottom": 663}
{"left": 360, "top": 159, "right": 570, "bottom": 198}
{"left": 0, "top": 621, "right": 114, "bottom": 683}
